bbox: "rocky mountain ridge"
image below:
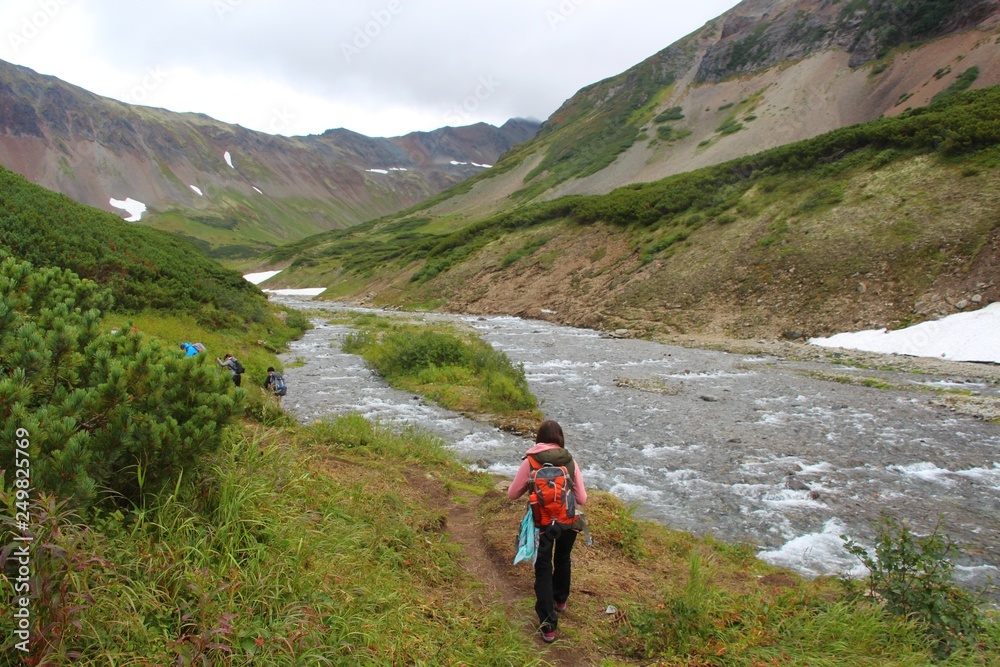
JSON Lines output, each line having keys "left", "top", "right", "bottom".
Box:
{"left": 0, "top": 59, "right": 539, "bottom": 257}
{"left": 414, "top": 0, "right": 1000, "bottom": 224}
{"left": 255, "top": 0, "right": 1000, "bottom": 344}
{"left": 695, "top": 0, "right": 998, "bottom": 79}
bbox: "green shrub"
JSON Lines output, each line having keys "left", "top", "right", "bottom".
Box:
{"left": 342, "top": 319, "right": 538, "bottom": 418}
{"left": 841, "top": 0, "right": 982, "bottom": 60}
{"left": 933, "top": 66, "right": 980, "bottom": 104}
{"left": 370, "top": 330, "right": 469, "bottom": 376}
{"left": 656, "top": 126, "right": 676, "bottom": 142}
{"left": 654, "top": 106, "right": 685, "bottom": 122}
{"left": 500, "top": 236, "right": 550, "bottom": 269}
{"left": 482, "top": 371, "right": 536, "bottom": 412}
{"left": 0, "top": 166, "right": 267, "bottom": 325}
{"left": 0, "top": 255, "right": 240, "bottom": 509}
{"left": 640, "top": 231, "right": 690, "bottom": 264}
{"left": 842, "top": 513, "right": 987, "bottom": 658}
{"left": 716, "top": 118, "right": 745, "bottom": 135}
{"left": 871, "top": 61, "right": 890, "bottom": 75}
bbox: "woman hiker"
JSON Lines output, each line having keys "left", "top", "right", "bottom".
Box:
{"left": 216, "top": 353, "right": 244, "bottom": 387}
{"left": 508, "top": 419, "right": 588, "bottom": 643}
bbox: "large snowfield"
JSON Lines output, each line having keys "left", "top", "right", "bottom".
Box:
{"left": 809, "top": 302, "right": 1000, "bottom": 364}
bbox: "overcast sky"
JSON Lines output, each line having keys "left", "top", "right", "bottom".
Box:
{"left": 1, "top": 0, "right": 742, "bottom": 138}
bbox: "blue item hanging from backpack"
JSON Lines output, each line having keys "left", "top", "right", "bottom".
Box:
{"left": 513, "top": 506, "right": 539, "bottom": 565}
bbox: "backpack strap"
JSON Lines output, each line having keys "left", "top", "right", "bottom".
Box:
{"left": 526, "top": 452, "right": 576, "bottom": 489}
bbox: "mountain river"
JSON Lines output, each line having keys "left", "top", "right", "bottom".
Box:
{"left": 272, "top": 297, "right": 1000, "bottom": 591}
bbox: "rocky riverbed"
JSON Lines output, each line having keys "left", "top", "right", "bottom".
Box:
{"left": 273, "top": 297, "right": 1000, "bottom": 593}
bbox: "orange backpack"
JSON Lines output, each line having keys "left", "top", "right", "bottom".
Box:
{"left": 527, "top": 455, "right": 577, "bottom": 528}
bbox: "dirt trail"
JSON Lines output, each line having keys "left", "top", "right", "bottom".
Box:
{"left": 404, "top": 469, "right": 592, "bottom": 667}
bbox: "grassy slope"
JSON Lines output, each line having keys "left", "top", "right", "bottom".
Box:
{"left": 6, "top": 295, "right": 997, "bottom": 664}
{"left": 0, "top": 165, "right": 269, "bottom": 327}
{"left": 262, "top": 86, "right": 1000, "bottom": 340}
{"left": 23, "top": 410, "right": 999, "bottom": 665}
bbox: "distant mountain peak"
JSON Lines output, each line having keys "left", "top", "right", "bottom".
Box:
{"left": 0, "top": 58, "right": 540, "bottom": 258}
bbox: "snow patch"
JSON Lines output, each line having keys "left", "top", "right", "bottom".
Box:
{"left": 244, "top": 270, "right": 282, "bottom": 285}
{"left": 224, "top": 151, "right": 234, "bottom": 168}
{"left": 366, "top": 167, "right": 409, "bottom": 174}
{"left": 809, "top": 302, "right": 1000, "bottom": 363}
{"left": 263, "top": 288, "right": 327, "bottom": 297}
{"left": 190, "top": 185, "right": 203, "bottom": 196}
{"left": 109, "top": 197, "right": 146, "bottom": 222}
{"left": 449, "top": 160, "right": 491, "bottom": 168}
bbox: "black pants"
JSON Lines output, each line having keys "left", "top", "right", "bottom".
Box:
{"left": 534, "top": 525, "right": 577, "bottom": 631}
{"left": 233, "top": 373, "right": 241, "bottom": 387}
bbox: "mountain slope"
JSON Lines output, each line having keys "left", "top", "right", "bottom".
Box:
{"left": 252, "top": 0, "right": 1000, "bottom": 342}
{"left": 0, "top": 164, "right": 266, "bottom": 326}
{"left": 261, "top": 86, "right": 1000, "bottom": 341}
{"left": 396, "top": 0, "right": 1000, "bottom": 225}
{"left": 0, "top": 59, "right": 539, "bottom": 259}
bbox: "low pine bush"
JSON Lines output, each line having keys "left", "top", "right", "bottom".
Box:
{"left": 0, "top": 255, "right": 240, "bottom": 509}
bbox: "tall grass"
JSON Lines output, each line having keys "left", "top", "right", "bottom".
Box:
{"left": 2, "top": 424, "right": 544, "bottom": 665}
{"left": 341, "top": 315, "right": 541, "bottom": 424}
{"left": 102, "top": 309, "right": 306, "bottom": 426}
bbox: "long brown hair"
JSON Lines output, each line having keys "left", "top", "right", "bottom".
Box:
{"left": 535, "top": 419, "right": 564, "bottom": 447}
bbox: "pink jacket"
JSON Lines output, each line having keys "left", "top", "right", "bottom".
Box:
{"left": 508, "top": 443, "right": 587, "bottom": 505}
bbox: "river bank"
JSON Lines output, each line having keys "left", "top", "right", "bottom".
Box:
{"left": 272, "top": 296, "right": 1000, "bottom": 595}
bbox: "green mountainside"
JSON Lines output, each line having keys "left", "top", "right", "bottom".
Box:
{"left": 0, "top": 159, "right": 313, "bottom": 511}
{"left": 329, "top": 0, "right": 999, "bottom": 237}
{"left": 0, "top": 58, "right": 539, "bottom": 262}
{"left": 2, "top": 3, "right": 999, "bottom": 661}
{"left": 0, "top": 165, "right": 266, "bottom": 326}
{"left": 262, "top": 86, "right": 1000, "bottom": 340}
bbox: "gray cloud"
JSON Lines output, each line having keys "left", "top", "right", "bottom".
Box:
{"left": 1, "top": 0, "right": 741, "bottom": 136}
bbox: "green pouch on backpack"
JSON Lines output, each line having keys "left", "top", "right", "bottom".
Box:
{"left": 513, "top": 506, "right": 539, "bottom": 565}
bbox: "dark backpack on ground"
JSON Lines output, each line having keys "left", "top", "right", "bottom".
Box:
{"left": 232, "top": 359, "right": 245, "bottom": 374}
{"left": 271, "top": 373, "right": 287, "bottom": 396}
{"left": 526, "top": 450, "right": 577, "bottom": 528}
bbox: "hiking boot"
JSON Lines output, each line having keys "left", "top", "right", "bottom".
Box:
{"left": 554, "top": 601, "right": 567, "bottom": 613}
{"left": 541, "top": 628, "right": 556, "bottom": 643}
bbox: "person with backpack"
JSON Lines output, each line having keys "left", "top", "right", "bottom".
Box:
{"left": 179, "top": 342, "right": 201, "bottom": 357}
{"left": 216, "top": 353, "right": 244, "bottom": 386}
{"left": 508, "top": 419, "right": 588, "bottom": 644}
{"left": 264, "top": 366, "right": 287, "bottom": 404}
